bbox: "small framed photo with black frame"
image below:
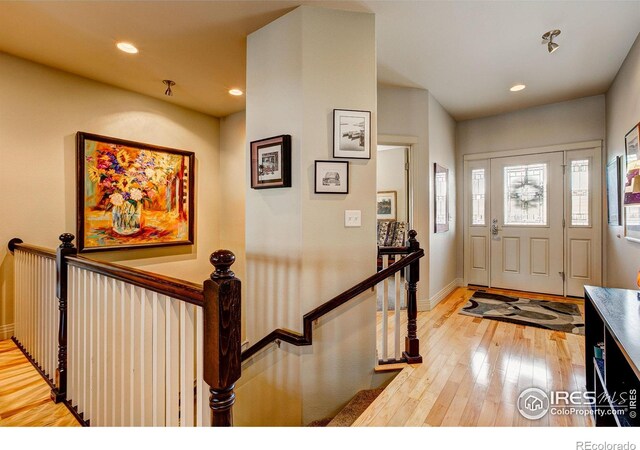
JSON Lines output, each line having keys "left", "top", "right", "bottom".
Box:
{"left": 315, "top": 160, "right": 349, "bottom": 194}
{"left": 333, "top": 109, "right": 371, "bottom": 159}
{"left": 250, "top": 134, "right": 291, "bottom": 189}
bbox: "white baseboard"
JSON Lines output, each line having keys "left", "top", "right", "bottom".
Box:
{"left": 427, "top": 278, "right": 463, "bottom": 310}
{"left": 0, "top": 324, "right": 14, "bottom": 340}
{"left": 417, "top": 297, "right": 430, "bottom": 312}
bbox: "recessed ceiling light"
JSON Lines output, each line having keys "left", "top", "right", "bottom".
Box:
{"left": 116, "top": 42, "right": 138, "bottom": 54}
{"left": 510, "top": 84, "right": 526, "bottom": 92}
{"left": 228, "top": 88, "right": 243, "bottom": 96}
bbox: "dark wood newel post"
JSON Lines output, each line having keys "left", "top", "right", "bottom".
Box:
{"left": 7, "top": 238, "right": 23, "bottom": 254}
{"left": 403, "top": 230, "right": 423, "bottom": 364}
{"left": 51, "top": 233, "right": 76, "bottom": 403}
{"left": 203, "top": 250, "right": 241, "bottom": 426}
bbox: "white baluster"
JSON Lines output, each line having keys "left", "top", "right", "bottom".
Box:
{"left": 152, "top": 293, "right": 167, "bottom": 426}
{"left": 196, "top": 307, "right": 209, "bottom": 426}
{"left": 180, "top": 302, "right": 196, "bottom": 426}
{"left": 166, "top": 298, "right": 180, "bottom": 426}
{"left": 141, "top": 289, "right": 153, "bottom": 426}
{"left": 130, "top": 285, "right": 141, "bottom": 426}
{"left": 114, "top": 280, "right": 125, "bottom": 426}
{"left": 394, "top": 269, "right": 402, "bottom": 360}
{"left": 89, "top": 272, "right": 98, "bottom": 425}
{"left": 107, "top": 278, "right": 116, "bottom": 426}
{"left": 119, "top": 280, "right": 131, "bottom": 426}
{"left": 68, "top": 267, "right": 76, "bottom": 410}
{"left": 381, "top": 255, "right": 389, "bottom": 362}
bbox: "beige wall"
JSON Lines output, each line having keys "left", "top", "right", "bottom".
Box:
{"left": 605, "top": 33, "right": 640, "bottom": 289}
{"left": 241, "top": 6, "right": 385, "bottom": 426}
{"left": 428, "top": 93, "right": 458, "bottom": 300}
{"left": 219, "top": 111, "right": 247, "bottom": 340}
{"left": 455, "top": 95, "right": 606, "bottom": 282}
{"left": 0, "top": 52, "right": 221, "bottom": 338}
{"left": 377, "top": 86, "right": 430, "bottom": 307}
{"left": 377, "top": 87, "right": 458, "bottom": 308}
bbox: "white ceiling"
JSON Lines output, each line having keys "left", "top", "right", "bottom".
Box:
{"left": 0, "top": 1, "right": 638, "bottom": 120}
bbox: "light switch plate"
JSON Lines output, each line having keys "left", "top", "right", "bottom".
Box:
{"left": 345, "top": 210, "right": 362, "bottom": 227}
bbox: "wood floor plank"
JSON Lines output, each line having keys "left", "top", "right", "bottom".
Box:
{"left": 0, "top": 339, "right": 79, "bottom": 427}
{"left": 359, "top": 287, "right": 591, "bottom": 427}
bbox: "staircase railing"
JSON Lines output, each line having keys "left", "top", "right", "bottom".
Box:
{"left": 7, "top": 234, "right": 240, "bottom": 427}
{"left": 8, "top": 230, "right": 424, "bottom": 426}
{"left": 241, "top": 230, "right": 424, "bottom": 365}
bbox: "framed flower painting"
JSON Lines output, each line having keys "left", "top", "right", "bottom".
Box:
{"left": 76, "top": 132, "right": 195, "bottom": 252}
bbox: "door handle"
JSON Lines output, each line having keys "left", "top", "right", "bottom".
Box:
{"left": 491, "top": 219, "right": 502, "bottom": 237}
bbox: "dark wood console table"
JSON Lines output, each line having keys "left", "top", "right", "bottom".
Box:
{"left": 585, "top": 286, "right": 640, "bottom": 427}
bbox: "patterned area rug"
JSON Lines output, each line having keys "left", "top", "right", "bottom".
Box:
{"left": 459, "top": 291, "right": 584, "bottom": 335}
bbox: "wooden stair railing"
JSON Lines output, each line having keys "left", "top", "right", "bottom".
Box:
{"left": 241, "top": 230, "right": 424, "bottom": 364}
{"left": 8, "top": 234, "right": 240, "bottom": 427}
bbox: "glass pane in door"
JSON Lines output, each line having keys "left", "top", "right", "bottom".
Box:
{"left": 504, "top": 163, "right": 547, "bottom": 226}
{"left": 571, "top": 159, "right": 590, "bottom": 226}
{"left": 471, "top": 169, "right": 485, "bottom": 225}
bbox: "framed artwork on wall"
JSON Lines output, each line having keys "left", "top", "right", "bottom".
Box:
{"left": 333, "top": 109, "right": 371, "bottom": 159}
{"left": 376, "top": 191, "right": 397, "bottom": 220}
{"left": 77, "top": 132, "right": 195, "bottom": 252}
{"left": 434, "top": 163, "right": 449, "bottom": 233}
{"left": 624, "top": 206, "right": 640, "bottom": 243}
{"left": 623, "top": 123, "right": 640, "bottom": 205}
{"left": 314, "top": 160, "right": 349, "bottom": 194}
{"left": 606, "top": 156, "right": 622, "bottom": 226}
{"left": 623, "top": 123, "right": 640, "bottom": 242}
{"left": 250, "top": 134, "right": 292, "bottom": 189}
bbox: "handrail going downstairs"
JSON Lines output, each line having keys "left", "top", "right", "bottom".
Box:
{"left": 241, "top": 230, "right": 424, "bottom": 364}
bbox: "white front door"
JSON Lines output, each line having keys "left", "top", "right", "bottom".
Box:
{"left": 489, "top": 152, "right": 565, "bottom": 295}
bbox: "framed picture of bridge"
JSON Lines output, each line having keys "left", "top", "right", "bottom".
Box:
{"left": 76, "top": 132, "right": 195, "bottom": 252}
{"left": 333, "top": 109, "right": 371, "bottom": 159}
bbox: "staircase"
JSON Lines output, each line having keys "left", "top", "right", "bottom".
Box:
{"left": 307, "top": 388, "right": 384, "bottom": 427}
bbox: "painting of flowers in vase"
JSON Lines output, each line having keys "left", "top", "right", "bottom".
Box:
{"left": 77, "top": 132, "right": 194, "bottom": 252}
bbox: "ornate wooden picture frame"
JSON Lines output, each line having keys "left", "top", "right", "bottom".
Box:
{"left": 77, "top": 132, "right": 195, "bottom": 252}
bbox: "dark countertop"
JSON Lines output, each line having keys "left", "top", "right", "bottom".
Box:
{"left": 585, "top": 285, "right": 640, "bottom": 380}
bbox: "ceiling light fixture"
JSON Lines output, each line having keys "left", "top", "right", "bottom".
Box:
{"left": 510, "top": 84, "right": 526, "bottom": 92}
{"left": 116, "top": 42, "right": 139, "bottom": 54}
{"left": 228, "top": 88, "right": 243, "bottom": 96}
{"left": 542, "top": 29, "right": 561, "bottom": 54}
{"left": 163, "top": 80, "right": 175, "bottom": 96}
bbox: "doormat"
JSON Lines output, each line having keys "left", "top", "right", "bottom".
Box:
{"left": 459, "top": 290, "right": 584, "bottom": 335}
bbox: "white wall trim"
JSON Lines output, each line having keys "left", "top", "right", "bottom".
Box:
{"left": 417, "top": 297, "right": 430, "bottom": 312}
{"left": 378, "top": 134, "right": 418, "bottom": 145}
{"left": 0, "top": 324, "right": 14, "bottom": 340}
{"left": 463, "top": 140, "right": 603, "bottom": 161}
{"left": 427, "top": 278, "right": 463, "bottom": 310}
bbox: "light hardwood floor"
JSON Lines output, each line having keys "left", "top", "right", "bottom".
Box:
{"left": 360, "top": 286, "right": 591, "bottom": 427}
{"left": 0, "top": 339, "right": 79, "bottom": 427}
